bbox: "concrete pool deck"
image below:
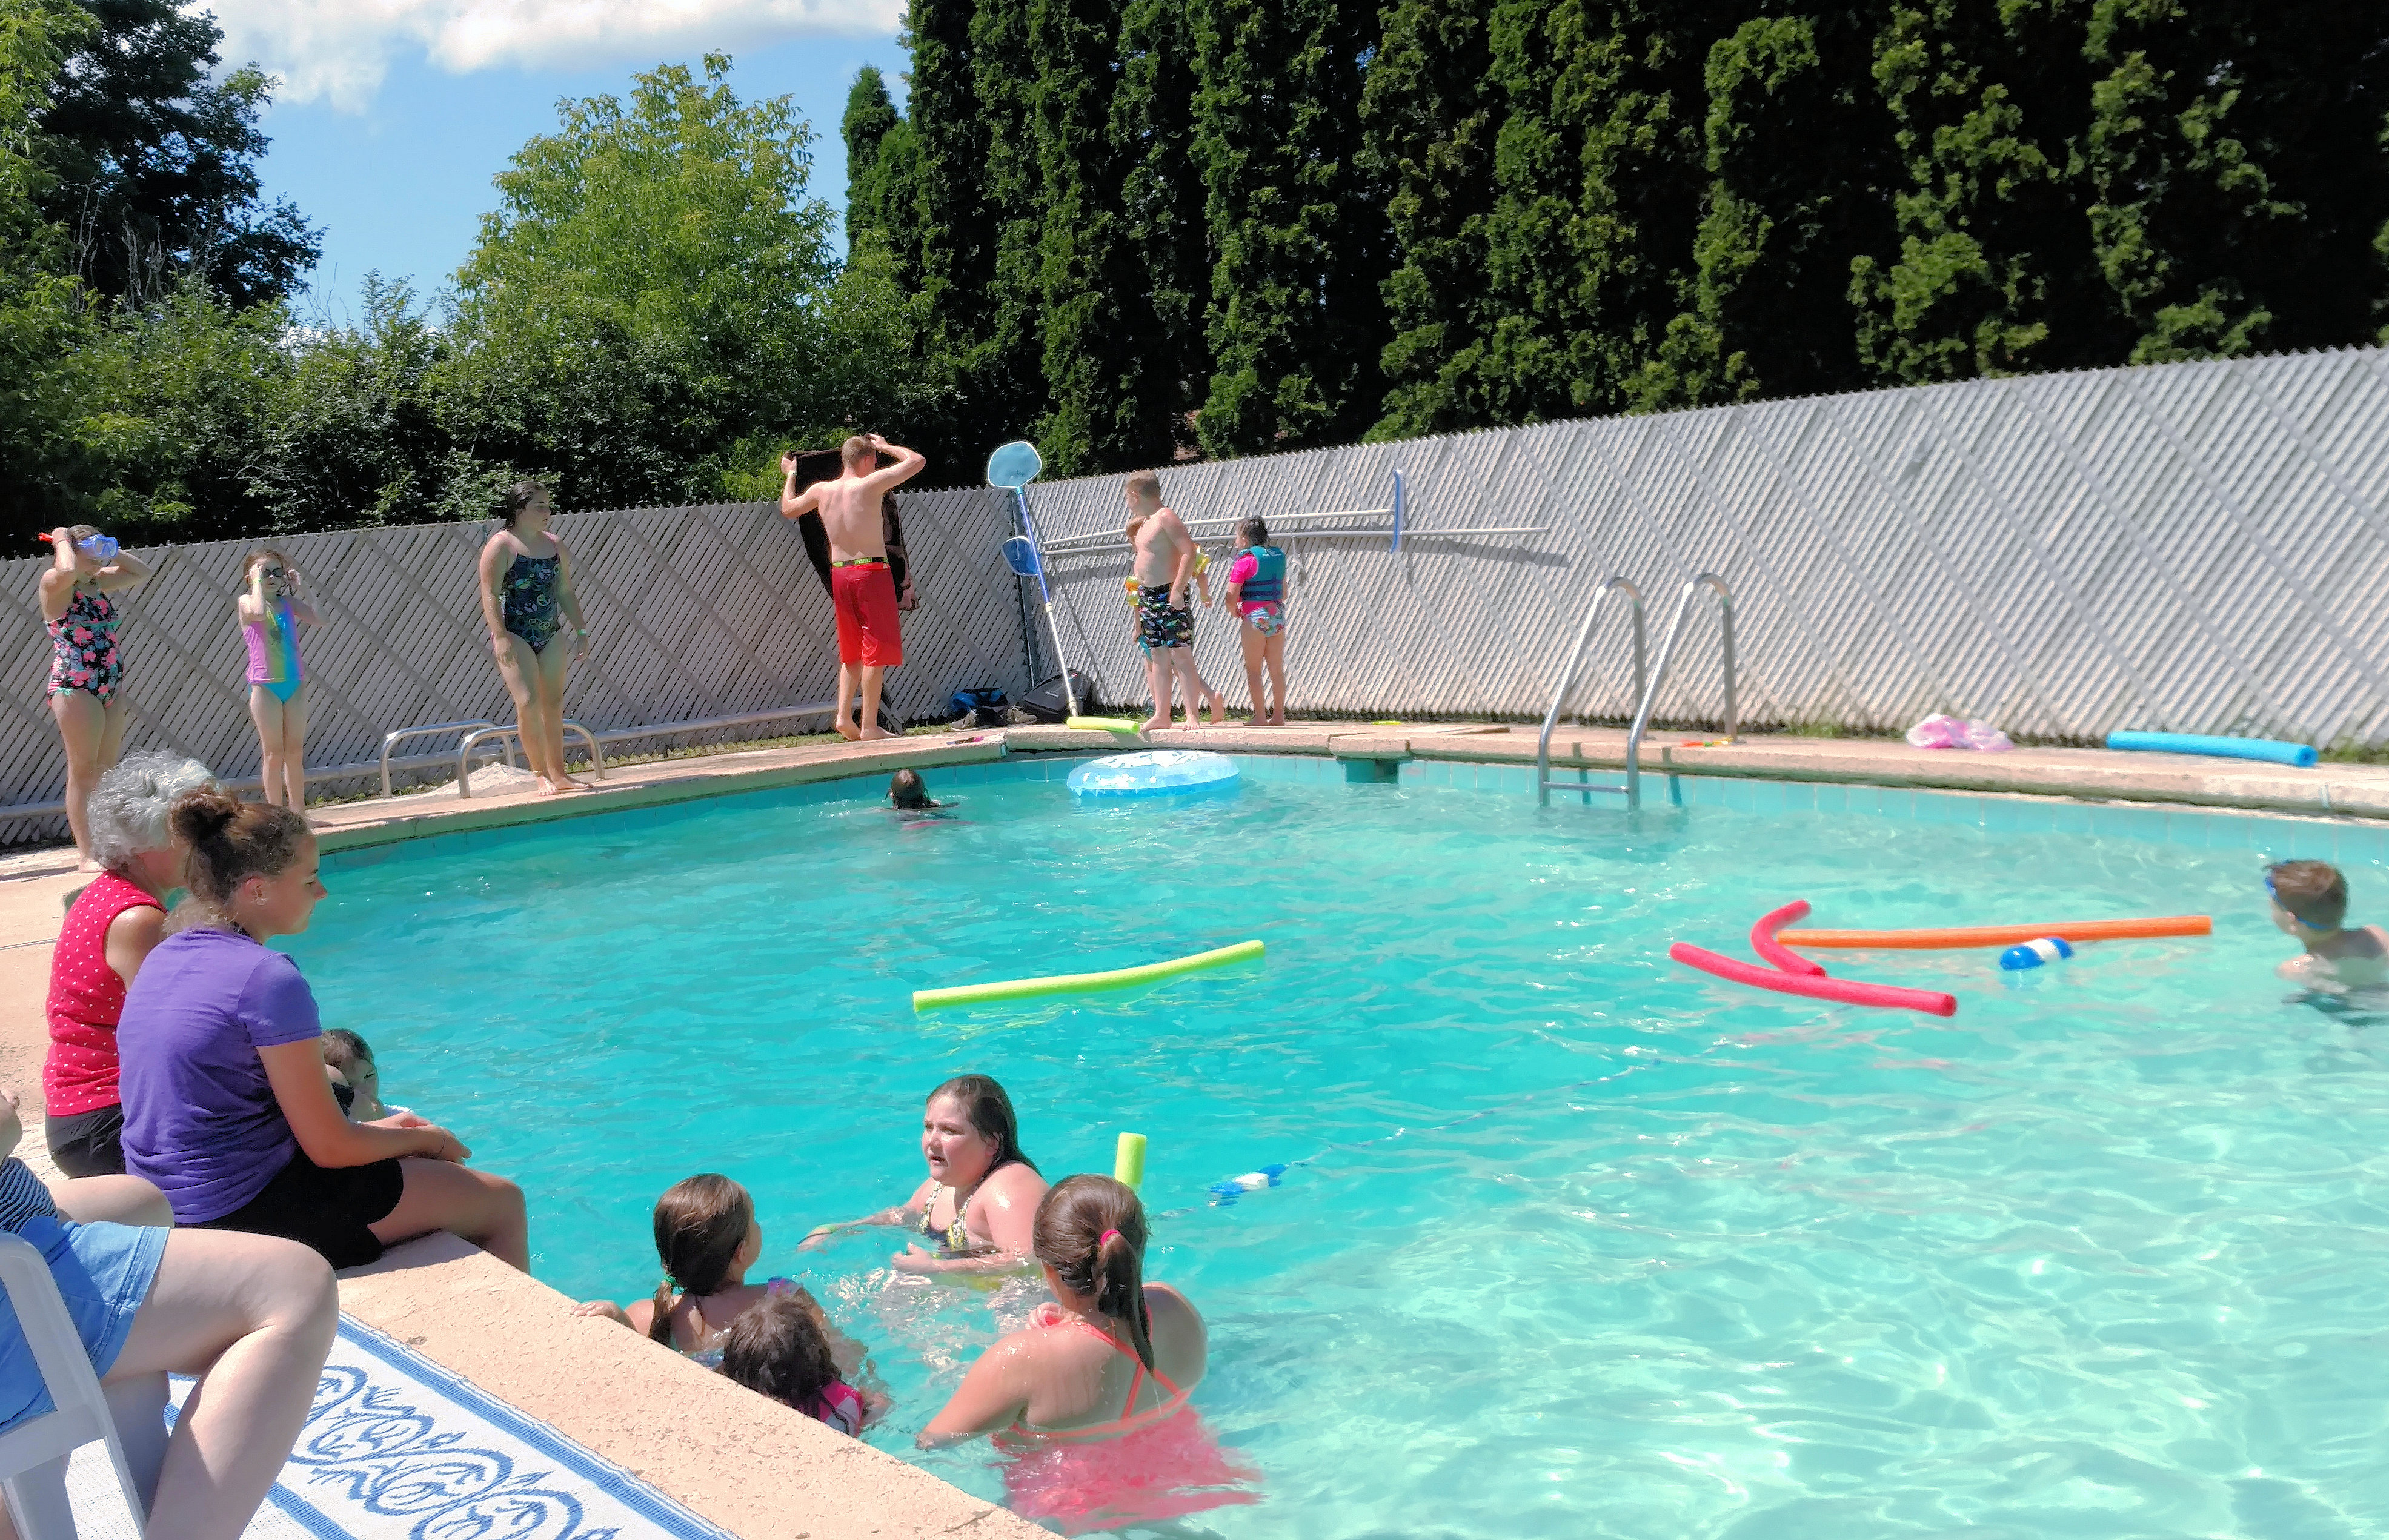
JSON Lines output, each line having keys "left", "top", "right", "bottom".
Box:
{"left": 1, "top": 719, "right": 2384, "bottom": 1536}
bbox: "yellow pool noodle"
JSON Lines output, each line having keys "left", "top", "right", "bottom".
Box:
{"left": 1066, "top": 716, "right": 1143, "bottom": 734}
{"left": 1114, "top": 1132, "right": 1147, "bottom": 1192}
{"left": 912, "top": 939, "right": 1265, "bottom": 1012}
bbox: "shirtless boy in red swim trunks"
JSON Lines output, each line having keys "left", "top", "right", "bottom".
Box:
{"left": 781, "top": 434, "right": 926, "bottom": 740}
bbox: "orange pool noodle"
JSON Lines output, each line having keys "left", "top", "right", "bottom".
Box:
{"left": 1775, "top": 915, "right": 2211, "bottom": 950}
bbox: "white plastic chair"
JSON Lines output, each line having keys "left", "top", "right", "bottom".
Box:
{"left": 0, "top": 1232, "right": 148, "bottom": 1538}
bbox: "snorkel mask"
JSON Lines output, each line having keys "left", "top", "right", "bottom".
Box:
{"left": 76, "top": 533, "right": 119, "bottom": 562}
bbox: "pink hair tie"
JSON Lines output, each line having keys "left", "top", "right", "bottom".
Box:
{"left": 1099, "top": 1229, "right": 1122, "bottom": 1247}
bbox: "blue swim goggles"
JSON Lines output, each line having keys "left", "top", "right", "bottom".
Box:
{"left": 75, "top": 533, "right": 119, "bottom": 561}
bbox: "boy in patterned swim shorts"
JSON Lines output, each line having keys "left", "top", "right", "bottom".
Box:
{"left": 1123, "top": 471, "right": 1224, "bottom": 732}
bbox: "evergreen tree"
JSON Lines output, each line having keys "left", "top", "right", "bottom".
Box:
{"left": 38, "top": 0, "right": 318, "bottom": 308}
{"left": 1189, "top": 0, "right": 1388, "bottom": 456}
{"left": 970, "top": 0, "right": 1052, "bottom": 447}
{"left": 840, "top": 65, "right": 900, "bottom": 251}
{"left": 1111, "top": 0, "right": 1211, "bottom": 455}
{"left": 1649, "top": 7, "right": 1896, "bottom": 405}
{"left": 1361, "top": 0, "right": 1506, "bottom": 437}
{"left": 1031, "top": 0, "right": 1193, "bottom": 472}
{"left": 907, "top": 0, "right": 997, "bottom": 372}
{"left": 2078, "top": 0, "right": 2389, "bottom": 365}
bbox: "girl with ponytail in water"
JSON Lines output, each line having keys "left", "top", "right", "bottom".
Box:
{"left": 921, "top": 1176, "right": 1258, "bottom": 1532}
{"left": 573, "top": 1174, "right": 863, "bottom": 1376}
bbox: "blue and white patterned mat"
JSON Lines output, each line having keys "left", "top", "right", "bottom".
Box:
{"left": 69, "top": 1317, "right": 736, "bottom": 1540}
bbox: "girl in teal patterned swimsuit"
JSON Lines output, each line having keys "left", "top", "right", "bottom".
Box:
{"left": 475, "top": 483, "right": 590, "bottom": 795}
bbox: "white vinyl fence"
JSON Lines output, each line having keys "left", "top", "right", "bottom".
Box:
{"left": 1012, "top": 347, "right": 2389, "bottom": 753}
{"left": 0, "top": 495, "right": 1031, "bottom": 845}
{"left": 4, "top": 345, "right": 2383, "bottom": 846}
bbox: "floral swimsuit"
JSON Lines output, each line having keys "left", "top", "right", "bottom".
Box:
{"left": 46, "top": 588, "right": 121, "bottom": 702}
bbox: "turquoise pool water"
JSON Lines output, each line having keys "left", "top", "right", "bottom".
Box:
{"left": 297, "top": 758, "right": 2389, "bottom": 1538}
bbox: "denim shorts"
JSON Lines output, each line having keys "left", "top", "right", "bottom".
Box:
{"left": 0, "top": 1216, "right": 167, "bottom": 1430}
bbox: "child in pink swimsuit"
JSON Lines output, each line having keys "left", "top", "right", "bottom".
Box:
{"left": 920, "top": 1175, "right": 1260, "bottom": 1533}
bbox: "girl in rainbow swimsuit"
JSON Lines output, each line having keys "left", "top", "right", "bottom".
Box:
{"left": 1224, "top": 517, "right": 1291, "bottom": 726}
{"left": 236, "top": 549, "right": 320, "bottom": 809}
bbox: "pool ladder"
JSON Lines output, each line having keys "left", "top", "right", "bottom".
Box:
{"left": 1537, "top": 573, "right": 1738, "bottom": 809}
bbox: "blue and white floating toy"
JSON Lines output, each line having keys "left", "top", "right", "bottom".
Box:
{"left": 1068, "top": 749, "right": 1240, "bottom": 798}
{"left": 1208, "top": 1164, "right": 1286, "bottom": 1206}
{"left": 1999, "top": 936, "right": 2074, "bottom": 971}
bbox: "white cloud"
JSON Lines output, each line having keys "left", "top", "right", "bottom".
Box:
{"left": 209, "top": 0, "right": 905, "bottom": 111}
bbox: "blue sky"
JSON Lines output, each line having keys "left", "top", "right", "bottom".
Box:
{"left": 237, "top": 16, "right": 910, "bottom": 325}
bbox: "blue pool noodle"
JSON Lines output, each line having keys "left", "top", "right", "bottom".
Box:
{"left": 2105, "top": 731, "right": 2318, "bottom": 768}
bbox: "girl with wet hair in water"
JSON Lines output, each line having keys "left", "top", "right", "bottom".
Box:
{"left": 798, "top": 1074, "right": 1047, "bottom": 1276}
{"left": 920, "top": 1175, "right": 1257, "bottom": 1528}
{"left": 573, "top": 1173, "right": 859, "bottom": 1372}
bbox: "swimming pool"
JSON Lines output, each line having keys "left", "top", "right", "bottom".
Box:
{"left": 299, "top": 756, "right": 2389, "bottom": 1537}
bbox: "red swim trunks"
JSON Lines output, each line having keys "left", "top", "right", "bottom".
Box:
{"left": 831, "top": 561, "right": 904, "bottom": 667}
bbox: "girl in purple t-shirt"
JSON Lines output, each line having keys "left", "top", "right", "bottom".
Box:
{"left": 118, "top": 790, "right": 530, "bottom": 1272}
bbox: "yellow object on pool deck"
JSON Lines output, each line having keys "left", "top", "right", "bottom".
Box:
{"left": 1067, "top": 717, "right": 1143, "bottom": 734}
{"left": 912, "top": 938, "right": 1266, "bottom": 1012}
{"left": 1114, "top": 1132, "right": 1147, "bottom": 1192}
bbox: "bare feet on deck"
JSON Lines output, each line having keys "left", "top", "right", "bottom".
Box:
{"left": 1140, "top": 712, "right": 1173, "bottom": 733}
{"left": 1204, "top": 691, "right": 1228, "bottom": 726}
{"left": 834, "top": 719, "right": 862, "bottom": 742}
{"left": 859, "top": 728, "right": 894, "bottom": 741}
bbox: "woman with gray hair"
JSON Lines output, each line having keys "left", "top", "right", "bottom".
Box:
{"left": 44, "top": 749, "right": 216, "bottom": 1177}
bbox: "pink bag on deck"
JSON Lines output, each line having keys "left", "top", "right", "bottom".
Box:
{"left": 1906, "top": 714, "right": 2015, "bottom": 752}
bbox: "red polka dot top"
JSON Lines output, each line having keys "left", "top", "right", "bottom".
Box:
{"left": 44, "top": 871, "right": 161, "bottom": 1117}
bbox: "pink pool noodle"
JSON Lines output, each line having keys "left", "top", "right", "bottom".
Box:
{"left": 1750, "top": 899, "right": 1826, "bottom": 976}
{"left": 1669, "top": 941, "right": 1958, "bottom": 1016}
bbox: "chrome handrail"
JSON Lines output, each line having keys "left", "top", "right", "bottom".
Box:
{"left": 380, "top": 721, "right": 507, "bottom": 798}
{"left": 456, "top": 722, "right": 607, "bottom": 800}
{"left": 1536, "top": 577, "right": 1646, "bottom": 807}
{"left": 1624, "top": 573, "right": 1738, "bottom": 806}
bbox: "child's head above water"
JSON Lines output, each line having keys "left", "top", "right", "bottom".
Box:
{"left": 889, "top": 769, "right": 937, "bottom": 810}
{"left": 1034, "top": 1174, "right": 1154, "bottom": 1368}
{"left": 2268, "top": 860, "right": 2348, "bottom": 935}
{"left": 321, "top": 1028, "right": 382, "bottom": 1118}
{"left": 648, "top": 1174, "right": 760, "bottom": 1344}
{"left": 721, "top": 1292, "right": 842, "bottom": 1415}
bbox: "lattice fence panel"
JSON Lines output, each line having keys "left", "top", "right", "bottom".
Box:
{"left": 6, "top": 347, "right": 2385, "bottom": 845}
{"left": 0, "top": 494, "right": 1028, "bottom": 843}
{"left": 1014, "top": 347, "right": 2389, "bottom": 750}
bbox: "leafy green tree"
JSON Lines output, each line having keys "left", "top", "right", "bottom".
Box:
{"left": 0, "top": 0, "right": 116, "bottom": 519}
{"left": 38, "top": 0, "right": 317, "bottom": 308}
{"left": 442, "top": 53, "right": 845, "bottom": 509}
{"left": 1189, "top": 0, "right": 1388, "bottom": 456}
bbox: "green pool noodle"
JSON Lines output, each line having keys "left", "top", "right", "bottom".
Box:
{"left": 1067, "top": 716, "right": 1143, "bottom": 734}
{"left": 1114, "top": 1132, "right": 1147, "bottom": 1192}
{"left": 912, "top": 938, "right": 1265, "bottom": 1012}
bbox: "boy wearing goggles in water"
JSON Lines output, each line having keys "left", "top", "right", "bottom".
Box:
{"left": 2267, "top": 860, "right": 2389, "bottom": 989}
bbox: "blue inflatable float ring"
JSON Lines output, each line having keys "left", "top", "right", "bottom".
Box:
{"left": 1068, "top": 749, "right": 1241, "bottom": 798}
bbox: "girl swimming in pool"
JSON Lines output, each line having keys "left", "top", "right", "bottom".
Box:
{"left": 920, "top": 1175, "right": 1257, "bottom": 1532}
{"left": 799, "top": 1075, "right": 1047, "bottom": 1276}
{"left": 236, "top": 549, "right": 321, "bottom": 809}
{"left": 572, "top": 1173, "right": 862, "bottom": 1373}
